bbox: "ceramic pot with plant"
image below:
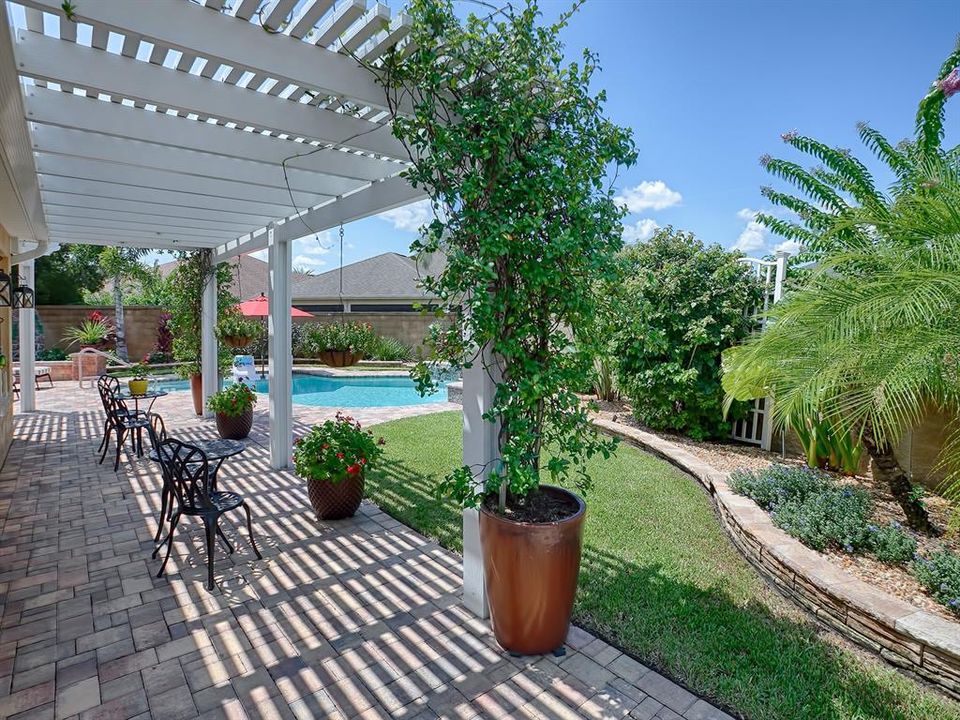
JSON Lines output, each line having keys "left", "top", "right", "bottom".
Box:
{"left": 126, "top": 362, "right": 149, "bottom": 396}
{"left": 63, "top": 314, "right": 115, "bottom": 351}
{"left": 302, "top": 322, "right": 374, "bottom": 367}
{"left": 293, "top": 413, "right": 384, "bottom": 520}
{"left": 218, "top": 310, "right": 261, "bottom": 350}
{"left": 207, "top": 381, "right": 257, "bottom": 439}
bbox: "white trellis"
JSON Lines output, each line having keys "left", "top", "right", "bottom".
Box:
{"left": 731, "top": 250, "right": 789, "bottom": 449}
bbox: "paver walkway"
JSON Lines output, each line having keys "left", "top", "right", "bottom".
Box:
{"left": 0, "top": 386, "right": 732, "bottom": 720}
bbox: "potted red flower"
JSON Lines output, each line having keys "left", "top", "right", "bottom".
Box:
{"left": 293, "top": 413, "right": 384, "bottom": 520}
{"left": 206, "top": 382, "right": 257, "bottom": 439}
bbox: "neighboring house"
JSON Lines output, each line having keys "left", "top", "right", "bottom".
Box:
{"left": 292, "top": 252, "right": 445, "bottom": 312}
{"left": 156, "top": 254, "right": 282, "bottom": 301}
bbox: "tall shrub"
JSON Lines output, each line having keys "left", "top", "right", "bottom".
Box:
{"left": 377, "top": 0, "right": 636, "bottom": 511}
{"left": 614, "top": 228, "right": 762, "bottom": 440}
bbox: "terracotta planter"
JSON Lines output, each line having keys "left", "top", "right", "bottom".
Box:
{"left": 190, "top": 374, "right": 203, "bottom": 416}
{"left": 127, "top": 379, "right": 148, "bottom": 396}
{"left": 306, "top": 474, "right": 364, "bottom": 520}
{"left": 223, "top": 335, "right": 253, "bottom": 349}
{"left": 318, "top": 349, "right": 364, "bottom": 367}
{"left": 215, "top": 408, "right": 253, "bottom": 440}
{"left": 479, "top": 485, "right": 586, "bottom": 655}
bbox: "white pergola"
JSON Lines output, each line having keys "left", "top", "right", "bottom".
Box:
{"left": 0, "top": 0, "right": 491, "bottom": 618}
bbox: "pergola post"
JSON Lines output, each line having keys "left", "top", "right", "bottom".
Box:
{"left": 200, "top": 250, "right": 219, "bottom": 417}
{"left": 461, "top": 342, "right": 499, "bottom": 619}
{"left": 267, "top": 222, "right": 292, "bottom": 469}
{"left": 17, "top": 258, "right": 35, "bottom": 412}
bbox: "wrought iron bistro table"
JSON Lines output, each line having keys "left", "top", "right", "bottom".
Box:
{"left": 149, "top": 438, "right": 247, "bottom": 554}
{"left": 118, "top": 388, "right": 169, "bottom": 414}
{"left": 149, "top": 438, "right": 246, "bottom": 491}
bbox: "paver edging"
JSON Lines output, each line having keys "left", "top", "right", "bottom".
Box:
{"left": 593, "top": 416, "right": 960, "bottom": 700}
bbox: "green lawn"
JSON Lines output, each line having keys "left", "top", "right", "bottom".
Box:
{"left": 367, "top": 411, "right": 960, "bottom": 720}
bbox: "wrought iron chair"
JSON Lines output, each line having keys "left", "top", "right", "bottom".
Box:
{"left": 152, "top": 438, "right": 261, "bottom": 591}
{"left": 101, "top": 391, "right": 150, "bottom": 471}
{"left": 145, "top": 413, "right": 171, "bottom": 543}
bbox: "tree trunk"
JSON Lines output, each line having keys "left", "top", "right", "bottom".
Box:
{"left": 114, "top": 278, "right": 128, "bottom": 362}
{"left": 861, "top": 423, "right": 936, "bottom": 535}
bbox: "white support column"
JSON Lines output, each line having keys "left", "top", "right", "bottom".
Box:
{"left": 773, "top": 250, "right": 789, "bottom": 303}
{"left": 761, "top": 250, "right": 790, "bottom": 452}
{"left": 267, "top": 223, "right": 293, "bottom": 469}
{"left": 461, "top": 342, "right": 499, "bottom": 619}
{"left": 18, "top": 259, "right": 35, "bottom": 412}
{"left": 200, "top": 250, "right": 219, "bottom": 418}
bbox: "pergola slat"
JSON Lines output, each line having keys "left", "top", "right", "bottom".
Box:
{"left": 19, "top": 0, "right": 405, "bottom": 114}
{"left": 30, "top": 124, "right": 367, "bottom": 197}
{"left": 312, "top": 0, "right": 365, "bottom": 48}
{"left": 24, "top": 88, "right": 403, "bottom": 182}
{"left": 334, "top": 3, "right": 390, "bottom": 54}
{"left": 287, "top": 0, "right": 336, "bottom": 39}
{"left": 16, "top": 30, "right": 407, "bottom": 159}
{"left": 260, "top": 0, "right": 298, "bottom": 31}
{"left": 45, "top": 205, "right": 263, "bottom": 233}
{"left": 35, "top": 155, "right": 333, "bottom": 208}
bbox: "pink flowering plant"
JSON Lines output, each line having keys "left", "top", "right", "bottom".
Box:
{"left": 293, "top": 412, "right": 385, "bottom": 483}
{"left": 206, "top": 381, "right": 257, "bottom": 417}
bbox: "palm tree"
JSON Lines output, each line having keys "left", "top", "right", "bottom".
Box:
{"left": 723, "top": 40, "right": 960, "bottom": 533}
{"left": 99, "top": 247, "right": 149, "bottom": 362}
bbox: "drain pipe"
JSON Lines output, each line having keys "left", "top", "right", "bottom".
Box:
{"left": 11, "top": 238, "right": 57, "bottom": 264}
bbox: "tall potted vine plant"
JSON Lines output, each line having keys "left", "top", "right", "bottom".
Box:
{"left": 376, "top": 0, "right": 635, "bottom": 653}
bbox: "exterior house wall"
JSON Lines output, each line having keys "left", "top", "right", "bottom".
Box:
{"left": 0, "top": 227, "right": 13, "bottom": 464}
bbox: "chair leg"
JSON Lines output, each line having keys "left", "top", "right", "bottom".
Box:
{"left": 156, "top": 512, "right": 180, "bottom": 577}
{"left": 242, "top": 502, "right": 262, "bottom": 560}
{"left": 114, "top": 428, "right": 125, "bottom": 472}
{"left": 154, "top": 486, "right": 169, "bottom": 543}
{"left": 99, "top": 425, "right": 114, "bottom": 465}
{"left": 98, "top": 418, "right": 109, "bottom": 453}
{"left": 216, "top": 526, "right": 235, "bottom": 555}
{"left": 205, "top": 520, "right": 216, "bottom": 591}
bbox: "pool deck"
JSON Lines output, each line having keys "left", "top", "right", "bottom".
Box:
{"left": 0, "top": 384, "right": 733, "bottom": 720}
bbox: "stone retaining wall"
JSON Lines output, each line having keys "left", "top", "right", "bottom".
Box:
{"left": 593, "top": 417, "right": 960, "bottom": 700}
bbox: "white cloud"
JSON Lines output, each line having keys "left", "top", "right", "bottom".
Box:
{"left": 733, "top": 208, "right": 769, "bottom": 253}
{"left": 774, "top": 239, "right": 803, "bottom": 255}
{"left": 378, "top": 199, "right": 432, "bottom": 232}
{"left": 615, "top": 181, "right": 682, "bottom": 213}
{"left": 293, "top": 254, "right": 327, "bottom": 269}
{"left": 622, "top": 218, "right": 660, "bottom": 244}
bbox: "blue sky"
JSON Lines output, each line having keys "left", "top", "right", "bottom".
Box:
{"left": 260, "top": 0, "right": 960, "bottom": 271}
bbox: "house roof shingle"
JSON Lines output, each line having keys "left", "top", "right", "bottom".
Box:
{"left": 291, "top": 252, "right": 444, "bottom": 301}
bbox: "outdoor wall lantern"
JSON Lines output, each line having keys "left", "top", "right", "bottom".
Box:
{"left": 13, "top": 284, "right": 34, "bottom": 309}
{"left": 0, "top": 270, "right": 11, "bottom": 307}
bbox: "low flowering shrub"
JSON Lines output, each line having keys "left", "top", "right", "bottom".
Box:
{"left": 293, "top": 412, "right": 384, "bottom": 483}
{"left": 301, "top": 322, "right": 375, "bottom": 356}
{"left": 864, "top": 522, "right": 918, "bottom": 565}
{"left": 206, "top": 381, "right": 257, "bottom": 417}
{"left": 912, "top": 550, "right": 960, "bottom": 616}
{"left": 772, "top": 485, "right": 872, "bottom": 553}
{"left": 729, "top": 464, "right": 831, "bottom": 510}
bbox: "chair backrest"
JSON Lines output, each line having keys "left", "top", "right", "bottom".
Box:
{"left": 145, "top": 412, "right": 167, "bottom": 452}
{"left": 104, "top": 391, "right": 133, "bottom": 426}
{"left": 158, "top": 438, "right": 212, "bottom": 512}
{"left": 97, "top": 375, "right": 120, "bottom": 412}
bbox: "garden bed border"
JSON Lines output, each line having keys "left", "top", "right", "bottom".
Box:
{"left": 593, "top": 417, "right": 960, "bottom": 700}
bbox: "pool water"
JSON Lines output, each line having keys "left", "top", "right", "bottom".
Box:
{"left": 152, "top": 373, "right": 446, "bottom": 408}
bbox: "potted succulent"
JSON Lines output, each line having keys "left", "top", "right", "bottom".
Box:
{"left": 302, "top": 322, "right": 374, "bottom": 367}
{"left": 206, "top": 381, "right": 257, "bottom": 439}
{"left": 218, "top": 310, "right": 261, "bottom": 350}
{"left": 293, "top": 413, "right": 384, "bottom": 520}
{"left": 126, "top": 362, "right": 149, "bottom": 396}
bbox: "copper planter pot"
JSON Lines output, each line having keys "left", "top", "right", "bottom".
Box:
{"left": 318, "top": 349, "right": 364, "bottom": 367}
{"left": 215, "top": 409, "right": 253, "bottom": 440}
{"left": 190, "top": 374, "right": 203, "bottom": 416}
{"left": 479, "top": 485, "right": 586, "bottom": 655}
{"left": 307, "top": 474, "right": 364, "bottom": 520}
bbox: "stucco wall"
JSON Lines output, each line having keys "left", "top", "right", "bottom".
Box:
{"left": 294, "top": 312, "right": 445, "bottom": 353}
{"left": 0, "top": 227, "right": 13, "bottom": 465}
{"left": 36, "top": 305, "right": 167, "bottom": 362}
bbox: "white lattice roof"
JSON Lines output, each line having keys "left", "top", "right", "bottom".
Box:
{"left": 0, "top": 0, "right": 424, "bottom": 260}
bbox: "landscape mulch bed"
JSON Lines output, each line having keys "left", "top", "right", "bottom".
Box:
{"left": 591, "top": 398, "right": 960, "bottom": 622}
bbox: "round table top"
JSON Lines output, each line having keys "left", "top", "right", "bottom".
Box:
{"left": 119, "top": 388, "right": 169, "bottom": 400}
{"left": 149, "top": 438, "right": 246, "bottom": 463}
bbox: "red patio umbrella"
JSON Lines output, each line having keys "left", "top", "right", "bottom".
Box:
{"left": 234, "top": 293, "right": 313, "bottom": 376}
{"left": 235, "top": 292, "right": 313, "bottom": 318}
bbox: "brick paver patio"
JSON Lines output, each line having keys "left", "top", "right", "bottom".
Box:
{"left": 0, "top": 386, "right": 732, "bottom": 720}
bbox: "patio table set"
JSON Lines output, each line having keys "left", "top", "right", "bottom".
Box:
{"left": 95, "top": 374, "right": 262, "bottom": 590}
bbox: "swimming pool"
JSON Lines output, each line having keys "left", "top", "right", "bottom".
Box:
{"left": 152, "top": 372, "right": 446, "bottom": 408}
